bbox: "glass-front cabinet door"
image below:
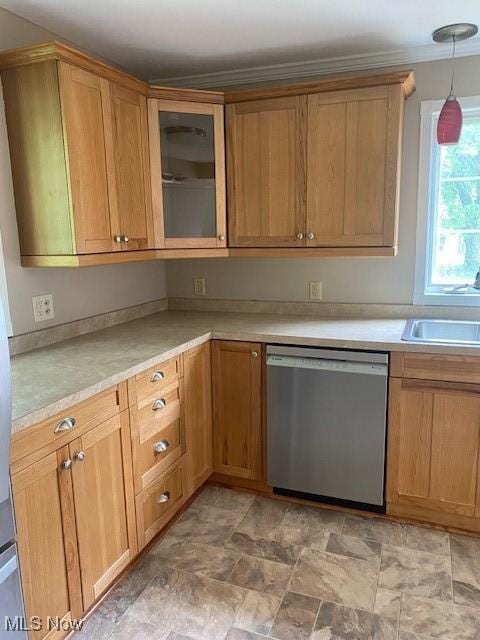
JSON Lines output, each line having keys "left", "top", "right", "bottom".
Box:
{"left": 148, "top": 100, "right": 226, "bottom": 249}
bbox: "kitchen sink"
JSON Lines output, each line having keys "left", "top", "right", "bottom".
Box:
{"left": 402, "top": 319, "right": 480, "bottom": 345}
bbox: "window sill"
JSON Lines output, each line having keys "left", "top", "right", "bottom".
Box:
{"left": 414, "top": 292, "right": 480, "bottom": 307}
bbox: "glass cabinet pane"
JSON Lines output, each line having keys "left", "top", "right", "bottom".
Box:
{"left": 159, "top": 111, "right": 217, "bottom": 238}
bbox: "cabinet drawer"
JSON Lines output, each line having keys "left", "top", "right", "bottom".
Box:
{"left": 132, "top": 411, "right": 185, "bottom": 494}
{"left": 135, "top": 456, "right": 187, "bottom": 549}
{"left": 391, "top": 352, "right": 480, "bottom": 384}
{"left": 135, "top": 383, "right": 182, "bottom": 430}
{"left": 131, "top": 356, "right": 182, "bottom": 405}
{"left": 11, "top": 386, "right": 124, "bottom": 468}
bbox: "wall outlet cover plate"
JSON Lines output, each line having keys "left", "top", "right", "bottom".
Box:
{"left": 32, "top": 294, "right": 54, "bottom": 322}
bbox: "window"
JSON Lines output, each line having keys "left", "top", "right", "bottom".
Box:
{"left": 415, "top": 97, "right": 480, "bottom": 305}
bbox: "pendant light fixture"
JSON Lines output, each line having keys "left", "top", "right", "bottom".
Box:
{"left": 433, "top": 23, "right": 478, "bottom": 145}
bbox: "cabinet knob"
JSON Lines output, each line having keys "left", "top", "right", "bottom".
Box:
{"left": 123, "top": 235, "right": 129, "bottom": 243}
{"left": 296, "top": 233, "right": 304, "bottom": 240}
{"left": 157, "top": 491, "right": 171, "bottom": 504}
{"left": 153, "top": 439, "right": 170, "bottom": 454}
{"left": 61, "top": 459, "right": 72, "bottom": 470}
{"left": 251, "top": 351, "right": 258, "bottom": 358}
{"left": 152, "top": 398, "right": 167, "bottom": 411}
{"left": 307, "top": 232, "right": 315, "bottom": 240}
{"left": 54, "top": 417, "right": 76, "bottom": 434}
{"left": 218, "top": 234, "right": 225, "bottom": 241}
{"left": 150, "top": 371, "right": 165, "bottom": 382}
{"left": 113, "top": 235, "right": 122, "bottom": 243}
{"left": 74, "top": 450, "right": 86, "bottom": 462}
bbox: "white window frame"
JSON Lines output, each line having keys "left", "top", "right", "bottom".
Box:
{"left": 414, "top": 96, "right": 480, "bottom": 306}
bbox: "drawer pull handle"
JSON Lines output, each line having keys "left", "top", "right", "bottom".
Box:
{"left": 157, "top": 491, "right": 170, "bottom": 504}
{"left": 61, "top": 459, "right": 72, "bottom": 470}
{"left": 151, "top": 371, "right": 165, "bottom": 382}
{"left": 153, "top": 439, "right": 170, "bottom": 454}
{"left": 152, "top": 398, "right": 167, "bottom": 411}
{"left": 54, "top": 417, "right": 76, "bottom": 433}
{"left": 74, "top": 450, "right": 86, "bottom": 462}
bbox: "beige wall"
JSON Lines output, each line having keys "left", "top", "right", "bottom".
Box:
{"left": 0, "top": 9, "right": 166, "bottom": 336}
{"left": 166, "top": 54, "right": 480, "bottom": 305}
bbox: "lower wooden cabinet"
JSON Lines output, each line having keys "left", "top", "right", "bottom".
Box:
{"left": 10, "top": 386, "right": 135, "bottom": 640}
{"left": 212, "top": 340, "right": 263, "bottom": 480}
{"left": 184, "top": 342, "right": 213, "bottom": 493}
{"left": 135, "top": 456, "right": 188, "bottom": 549}
{"left": 11, "top": 449, "right": 82, "bottom": 640}
{"left": 69, "top": 412, "right": 137, "bottom": 609}
{"left": 387, "top": 374, "right": 480, "bottom": 531}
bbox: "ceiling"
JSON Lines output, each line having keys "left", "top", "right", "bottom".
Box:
{"left": 1, "top": 0, "right": 480, "bottom": 82}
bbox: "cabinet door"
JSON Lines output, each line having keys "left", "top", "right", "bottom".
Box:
{"left": 148, "top": 99, "right": 226, "bottom": 249}
{"left": 70, "top": 412, "right": 137, "bottom": 609}
{"left": 109, "top": 83, "right": 157, "bottom": 250}
{"left": 387, "top": 378, "right": 480, "bottom": 519}
{"left": 227, "top": 97, "right": 306, "bottom": 247}
{"left": 212, "top": 341, "right": 262, "bottom": 479}
{"left": 306, "top": 85, "right": 402, "bottom": 247}
{"left": 184, "top": 342, "right": 213, "bottom": 493}
{"left": 59, "top": 63, "right": 119, "bottom": 254}
{"left": 11, "top": 449, "right": 82, "bottom": 640}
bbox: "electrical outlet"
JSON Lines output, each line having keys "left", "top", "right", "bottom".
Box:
{"left": 309, "top": 281, "right": 323, "bottom": 301}
{"left": 32, "top": 294, "right": 54, "bottom": 322}
{"left": 193, "top": 277, "right": 206, "bottom": 296}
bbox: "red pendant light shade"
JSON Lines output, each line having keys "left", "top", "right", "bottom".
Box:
{"left": 432, "top": 23, "right": 478, "bottom": 146}
{"left": 437, "top": 95, "right": 463, "bottom": 145}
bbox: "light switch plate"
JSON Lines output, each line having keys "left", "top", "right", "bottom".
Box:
{"left": 193, "top": 277, "right": 206, "bottom": 296}
{"left": 32, "top": 294, "right": 54, "bottom": 322}
{"left": 309, "top": 281, "right": 322, "bottom": 301}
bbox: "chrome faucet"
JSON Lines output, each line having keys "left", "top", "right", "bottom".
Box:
{"left": 448, "top": 266, "right": 480, "bottom": 292}
{"left": 474, "top": 267, "right": 480, "bottom": 290}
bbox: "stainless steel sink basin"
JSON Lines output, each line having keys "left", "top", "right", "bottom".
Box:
{"left": 402, "top": 319, "right": 480, "bottom": 345}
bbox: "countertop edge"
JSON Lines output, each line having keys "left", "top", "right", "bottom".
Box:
{"left": 11, "top": 331, "right": 212, "bottom": 434}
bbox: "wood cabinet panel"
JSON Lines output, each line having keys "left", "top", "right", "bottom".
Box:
{"left": 109, "top": 83, "right": 155, "bottom": 249}
{"left": 11, "top": 386, "right": 124, "bottom": 468}
{"left": 227, "top": 97, "right": 306, "bottom": 247}
{"left": 135, "top": 456, "right": 188, "bottom": 550}
{"left": 387, "top": 378, "right": 480, "bottom": 521}
{"left": 70, "top": 412, "right": 136, "bottom": 609}
{"left": 148, "top": 99, "right": 226, "bottom": 249}
{"left": 12, "top": 451, "right": 81, "bottom": 640}
{"left": 184, "top": 342, "right": 213, "bottom": 493}
{"left": 129, "top": 355, "right": 182, "bottom": 405}
{"left": 212, "top": 341, "right": 262, "bottom": 480}
{"left": 390, "top": 351, "right": 480, "bottom": 384}
{"left": 59, "top": 63, "right": 117, "bottom": 254}
{"left": 306, "top": 86, "right": 394, "bottom": 247}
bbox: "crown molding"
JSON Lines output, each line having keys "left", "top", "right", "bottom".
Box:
{"left": 151, "top": 39, "right": 480, "bottom": 89}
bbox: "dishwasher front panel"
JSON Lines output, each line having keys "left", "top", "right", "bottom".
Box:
{"left": 267, "top": 347, "right": 388, "bottom": 508}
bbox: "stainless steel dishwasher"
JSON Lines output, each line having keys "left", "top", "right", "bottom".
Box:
{"left": 267, "top": 345, "right": 388, "bottom": 511}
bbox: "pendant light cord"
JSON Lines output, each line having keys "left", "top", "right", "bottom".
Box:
{"left": 450, "top": 35, "right": 456, "bottom": 96}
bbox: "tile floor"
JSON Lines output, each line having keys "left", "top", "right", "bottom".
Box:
{"left": 77, "top": 486, "right": 480, "bottom": 640}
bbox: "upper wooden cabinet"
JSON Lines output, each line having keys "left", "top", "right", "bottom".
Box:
{"left": 148, "top": 99, "right": 226, "bottom": 249}
{"left": 226, "top": 96, "right": 306, "bottom": 247}
{"left": 225, "top": 71, "right": 414, "bottom": 253}
{"left": 1, "top": 58, "right": 155, "bottom": 262}
{"left": 306, "top": 85, "right": 402, "bottom": 247}
{"left": 0, "top": 42, "right": 225, "bottom": 266}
